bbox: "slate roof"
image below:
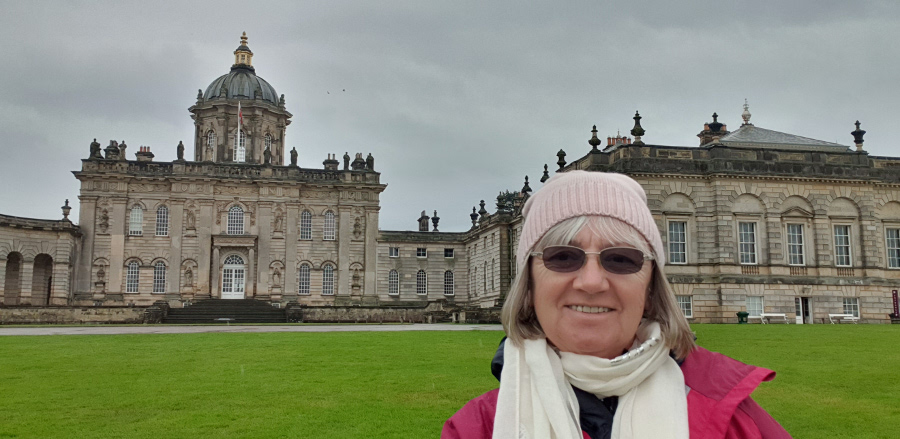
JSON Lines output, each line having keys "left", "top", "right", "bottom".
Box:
{"left": 709, "top": 124, "right": 850, "bottom": 152}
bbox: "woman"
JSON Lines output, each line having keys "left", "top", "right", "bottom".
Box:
{"left": 443, "top": 171, "right": 791, "bottom": 439}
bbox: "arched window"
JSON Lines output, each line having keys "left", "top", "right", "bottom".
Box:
{"left": 129, "top": 206, "right": 143, "bottom": 236}
{"left": 483, "top": 261, "right": 487, "bottom": 294}
{"left": 323, "top": 211, "right": 336, "bottom": 240}
{"left": 322, "top": 264, "right": 335, "bottom": 295}
{"left": 388, "top": 270, "right": 399, "bottom": 296}
{"left": 443, "top": 271, "right": 454, "bottom": 296}
{"left": 298, "top": 263, "right": 311, "bottom": 295}
{"left": 126, "top": 261, "right": 140, "bottom": 293}
{"left": 153, "top": 261, "right": 166, "bottom": 293}
{"left": 206, "top": 130, "right": 216, "bottom": 155}
{"left": 416, "top": 270, "right": 427, "bottom": 295}
{"left": 491, "top": 258, "right": 495, "bottom": 291}
{"left": 265, "top": 133, "right": 272, "bottom": 151}
{"left": 234, "top": 130, "right": 246, "bottom": 162}
{"left": 224, "top": 255, "right": 244, "bottom": 265}
{"left": 155, "top": 206, "right": 169, "bottom": 236}
{"left": 300, "top": 210, "right": 312, "bottom": 240}
{"left": 227, "top": 206, "right": 244, "bottom": 235}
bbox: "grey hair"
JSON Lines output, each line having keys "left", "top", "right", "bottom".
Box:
{"left": 501, "top": 215, "right": 696, "bottom": 360}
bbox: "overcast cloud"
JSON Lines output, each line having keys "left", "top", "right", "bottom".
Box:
{"left": 1, "top": 1, "right": 898, "bottom": 231}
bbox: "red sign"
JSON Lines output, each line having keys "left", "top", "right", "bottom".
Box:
{"left": 893, "top": 290, "right": 899, "bottom": 316}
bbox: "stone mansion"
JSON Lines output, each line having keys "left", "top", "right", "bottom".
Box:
{"left": 2, "top": 35, "right": 898, "bottom": 324}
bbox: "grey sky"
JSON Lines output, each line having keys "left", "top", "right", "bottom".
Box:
{"left": 2, "top": 1, "right": 898, "bottom": 232}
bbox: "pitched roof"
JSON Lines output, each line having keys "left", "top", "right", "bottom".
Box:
{"left": 709, "top": 124, "right": 850, "bottom": 152}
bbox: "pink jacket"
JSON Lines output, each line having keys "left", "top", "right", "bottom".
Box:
{"left": 442, "top": 347, "right": 792, "bottom": 439}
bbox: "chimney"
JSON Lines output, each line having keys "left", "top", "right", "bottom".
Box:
{"left": 135, "top": 146, "right": 154, "bottom": 162}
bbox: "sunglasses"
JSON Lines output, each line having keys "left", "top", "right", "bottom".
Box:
{"left": 530, "top": 246, "right": 652, "bottom": 274}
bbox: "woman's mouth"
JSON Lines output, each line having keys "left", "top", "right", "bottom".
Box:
{"left": 568, "top": 305, "right": 611, "bottom": 314}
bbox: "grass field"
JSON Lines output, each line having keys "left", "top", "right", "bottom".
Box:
{"left": 0, "top": 324, "right": 897, "bottom": 438}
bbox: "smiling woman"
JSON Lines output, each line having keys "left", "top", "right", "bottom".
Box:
{"left": 443, "top": 171, "right": 792, "bottom": 439}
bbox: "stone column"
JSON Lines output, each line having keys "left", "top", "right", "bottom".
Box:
{"left": 108, "top": 201, "right": 128, "bottom": 294}
{"left": 765, "top": 216, "right": 783, "bottom": 265}
{"left": 812, "top": 217, "right": 829, "bottom": 267}
{"left": 198, "top": 202, "right": 213, "bottom": 296}
{"left": 248, "top": 248, "right": 256, "bottom": 298}
{"left": 20, "top": 259, "right": 34, "bottom": 305}
{"left": 338, "top": 205, "right": 352, "bottom": 296}
{"left": 364, "top": 208, "right": 379, "bottom": 296}
{"left": 256, "top": 203, "right": 272, "bottom": 299}
{"left": 75, "top": 197, "right": 97, "bottom": 295}
{"left": 284, "top": 203, "right": 299, "bottom": 301}
{"left": 210, "top": 246, "right": 220, "bottom": 298}
{"left": 169, "top": 202, "right": 184, "bottom": 298}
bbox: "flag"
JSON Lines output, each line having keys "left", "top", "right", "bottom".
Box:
{"left": 238, "top": 101, "right": 243, "bottom": 128}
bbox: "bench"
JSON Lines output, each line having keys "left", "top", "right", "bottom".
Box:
{"left": 214, "top": 317, "right": 234, "bottom": 325}
{"left": 759, "top": 313, "right": 787, "bottom": 324}
{"left": 828, "top": 314, "right": 859, "bottom": 324}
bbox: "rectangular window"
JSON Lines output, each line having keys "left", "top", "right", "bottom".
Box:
{"left": 129, "top": 207, "right": 143, "bottom": 236}
{"left": 443, "top": 271, "right": 454, "bottom": 296}
{"left": 126, "top": 262, "right": 139, "bottom": 293}
{"left": 668, "top": 221, "right": 686, "bottom": 264}
{"left": 152, "top": 263, "right": 166, "bottom": 294}
{"left": 298, "top": 265, "right": 310, "bottom": 295}
{"left": 300, "top": 211, "right": 312, "bottom": 240}
{"left": 887, "top": 228, "right": 900, "bottom": 269}
{"left": 322, "top": 266, "right": 334, "bottom": 295}
{"left": 416, "top": 248, "right": 427, "bottom": 258}
{"left": 746, "top": 296, "right": 764, "bottom": 317}
{"left": 738, "top": 222, "right": 757, "bottom": 265}
{"left": 786, "top": 224, "right": 805, "bottom": 265}
{"left": 416, "top": 271, "right": 427, "bottom": 295}
{"left": 323, "top": 212, "right": 336, "bottom": 241}
{"left": 833, "top": 225, "right": 851, "bottom": 267}
{"left": 155, "top": 207, "right": 169, "bottom": 236}
{"left": 842, "top": 297, "right": 860, "bottom": 318}
{"left": 444, "top": 248, "right": 454, "bottom": 258}
{"left": 676, "top": 295, "right": 693, "bottom": 318}
{"left": 388, "top": 270, "right": 399, "bottom": 296}
{"left": 389, "top": 247, "right": 399, "bottom": 258}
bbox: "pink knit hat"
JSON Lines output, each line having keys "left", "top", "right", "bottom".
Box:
{"left": 515, "top": 170, "right": 664, "bottom": 271}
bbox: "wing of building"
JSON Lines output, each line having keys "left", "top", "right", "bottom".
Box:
{"left": 2, "top": 37, "right": 898, "bottom": 325}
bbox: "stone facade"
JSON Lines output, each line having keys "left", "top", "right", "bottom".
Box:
{"left": 2, "top": 37, "right": 898, "bottom": 324}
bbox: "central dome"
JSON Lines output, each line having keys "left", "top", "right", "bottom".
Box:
{"left": 200, "top": 33, "right": 279, "bottom": 105}
{"left": 201, "top": 66, "right": 279, "bottom": 104}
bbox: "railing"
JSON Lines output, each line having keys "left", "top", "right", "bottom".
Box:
{"left": 836, "top": 268, "right": 855, "bottom": 277}
{"left": 789, "top": 266, "right": 808, "bottom": 276}
{"left": 82, "top": 159, "right": 352, "bottom": 183}
{"left": 741, "top": 265, "right": 759, "bottom": 275}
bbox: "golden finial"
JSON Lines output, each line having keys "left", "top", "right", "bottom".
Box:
{"left": 240, "top": 32, "right": 248, "bottom": 46}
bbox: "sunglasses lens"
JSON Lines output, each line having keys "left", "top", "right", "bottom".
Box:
{"left": 600, "top": 248, "right": 645, "bottom": 274}
{"left": 541, "top": 246, "right": 585, "bottom": 272}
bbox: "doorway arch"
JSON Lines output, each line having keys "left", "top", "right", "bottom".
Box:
{"left": 32, "top": 254, "right": 53, "bottom": 305}
{"left": 4, "top": 252, "right": 23, "bottom": 305}
{"left": 221, "top": 254, "right": 246, "bottom": 299}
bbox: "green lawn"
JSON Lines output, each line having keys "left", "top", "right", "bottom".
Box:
{"left": 0, "top": 325, "right": 896, "bottom": 438}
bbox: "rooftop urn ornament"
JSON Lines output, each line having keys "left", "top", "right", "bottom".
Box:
{"left": 741, "top": 99, "right": 752, "bottom": 126}
{"left": 851, "top": 120, "right": 866, "bottom": 151}
{"left": 556, "top": 149, "right": 567, "bottom": 171}
{"left": 708, "top": 113, "right": 724, "bottom": 133}
{"left": 470, "top": 206, "right": 479, "bottom": 228}
{"left": 478, "top": 200, "right": 488, "bottom": 221}
{"left": 589, "top": 125, "right": 601, "bottom": 151}
{"left": 631, "top": 111, "right": 645, "bottom": 145}
{"left": 432, "top": 210, "right": 440, "bottom": 232}
{"left": 61, "top": 199, "right": 71, "bottom": 220}
{"left": 540, "top": 164, "right": 550, "bottom": 183}
{"left": 521, "top": 176, "right": 532, "bottom": 194}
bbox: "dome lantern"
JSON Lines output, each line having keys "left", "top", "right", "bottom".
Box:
{"left": 233, "top": 32, "right": 253, "bottom": 69}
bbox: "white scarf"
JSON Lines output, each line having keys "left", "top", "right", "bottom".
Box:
{"left": 493, "top": 321, "right": 689, "bottom": 439}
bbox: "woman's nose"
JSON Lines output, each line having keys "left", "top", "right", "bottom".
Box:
{"left": 572, "top": 254, "right": 610, "bottom": 293}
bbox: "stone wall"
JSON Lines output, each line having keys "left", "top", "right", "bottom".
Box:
{"left": 0, "top": 306, "right": 147, "bottom": 324}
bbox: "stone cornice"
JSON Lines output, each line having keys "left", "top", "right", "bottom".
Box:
{"left": 0, "top": 214, "right": 82, "bottom": 236}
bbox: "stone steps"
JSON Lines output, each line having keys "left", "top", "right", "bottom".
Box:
{"left": 162, "top": 299, "right": 286, "bottom": 324}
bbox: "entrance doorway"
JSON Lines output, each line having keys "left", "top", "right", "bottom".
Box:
{"left": 221, "top": 255, "right": 246, "bottom": 299}
{"left": 795, "top": 297, "right": 812, "bottom": 324}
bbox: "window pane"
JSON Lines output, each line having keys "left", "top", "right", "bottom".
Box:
{"left": 746, "top": 296, "right": 764, "bottom": 317}
{"left": 834, "top": 225, "right": 851, "bottom": 266}
{"left": 443, "top": 271, "right": 454, "bottom": 296}
{"left": 129, "top": 207, "right": 143, "bottom": 236}
{"left": 298, "top": 265, "right": 310, "bottom": 295}
{"left": 444, "top": 248, "right": 454, "bottom": 258}
{"left": 323, "top": 211, "right": 335, "bottom": 240}
{"left": 388, "top": 270, "right": 399, "bottom": 295}
{"left": 126, "top": 262, "right": 140, "bottom": 293}
{"left": 389, "top": 247, "right": 399, "bottom": 257}
{"left": 153, "top": 262, "right": 166, "bottom": 293}
{"left": 843, "top": 297, "right": 860, "bottom": 318}
{"left": 156, "top": 206, "right": 169, "bottom": 236}
{"left": 887, "top": 229, "right": 900, "bottom": 269}
{"left": 416, "top": 248, "right": 426, "bottom": 257}
{"left": 227, "top": 206, "right": 244, "bottom": 235}
{"left": 787, "top": 224, "right": 805, "bottom": 265}
{"left": 416, "top": 270, "right": 427, "bottom": 295}
{"left": 300, "top": 211, "right": 312, "bottom": 240}
{"left": 676, "top": 295, "right": 692, "bottom": 318}
{"left": 322, "top": 265, "right": 334, "bottom": 295}
{"left": 738, "top": 222, "right": 757, "bottom": 265}
{"left": 668, "top": 221, "right": 686, "bottom": 264}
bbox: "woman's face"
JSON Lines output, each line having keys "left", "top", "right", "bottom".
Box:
{"left": 530, "top": 226, "right": 653, "bottom": 359}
